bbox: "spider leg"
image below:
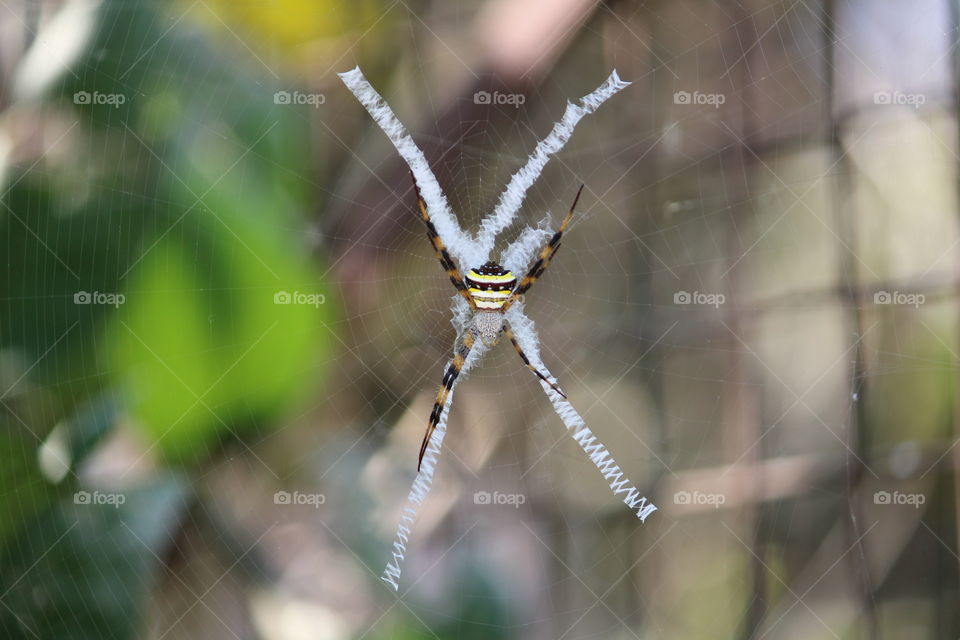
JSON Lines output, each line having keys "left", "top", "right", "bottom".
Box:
{"left": 502, "top": 323, "right": 566, "bottom": 398}
{"left": 418, "top": 329, "right": 477, "bottom": 471}
{"left": 501, "top": 184, "right": 583, "bottom": 312}
{"left": 410, "top": 172, "right": 477, "bottom": 309}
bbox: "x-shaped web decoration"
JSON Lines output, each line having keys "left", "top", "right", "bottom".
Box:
{"left": 339, "top": 67, "right": 657, "bottom": 591}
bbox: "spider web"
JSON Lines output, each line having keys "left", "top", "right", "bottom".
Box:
{"left": 317, "top": 2, "right": 958, "bottom": 637}
{"left": 5, "top": 0, "right": 957, "bottom": 639}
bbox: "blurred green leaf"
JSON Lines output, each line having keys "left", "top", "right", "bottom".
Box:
{"left": 0, "top": 389, "right": 119, "bottom": 544}
{"left": 64, "top": 392, "right": 120, "bottom": 471}
{"left": 0, "top": 416, "right": 56, "bottom": 544}
{"left": 22, "top": 0, "right": 340, "bottom": 464}
{"left": 0, "top": 476, "right": 190, "bottom": 640}
{"left": 0, "top": 0, "right": 339, "bottom": 634}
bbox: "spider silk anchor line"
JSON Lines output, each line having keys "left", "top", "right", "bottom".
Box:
{"left": 338, "top": 67, "right": 657, "bottom": 592}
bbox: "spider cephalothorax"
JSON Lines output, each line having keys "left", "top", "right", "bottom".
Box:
{"left": 413, "top": 176, "right": 578, "bottom": 469}
{"left": 466, "top": 262, "right": 516, "bottom": 311}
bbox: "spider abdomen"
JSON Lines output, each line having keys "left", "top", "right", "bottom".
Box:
{"left": 466, "top": 262, "right": 516, "bottom": 310}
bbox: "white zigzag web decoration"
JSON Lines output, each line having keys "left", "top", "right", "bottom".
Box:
{"left": 338, "top": 66, "right": 657, "bottom": 591}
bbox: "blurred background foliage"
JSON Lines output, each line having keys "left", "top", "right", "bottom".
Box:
{"left": 0, "top": 0, "right": 339, "bottom": 637}
{"left": 1, "top": 0, "right": 960, "bottom": 639}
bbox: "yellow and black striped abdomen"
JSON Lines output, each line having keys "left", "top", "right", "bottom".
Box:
{"left": 466, "top": 262, "right": 516, "bottom": 310}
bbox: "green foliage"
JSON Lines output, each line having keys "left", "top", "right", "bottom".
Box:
{"left": 0, "top": 0, "right": 337, "bottom": 635}
{"left": 55, "top": 0, "right": 337, "bottom": 457}
{"left": 0, "top": 476, "right": 190, "bottom": 640}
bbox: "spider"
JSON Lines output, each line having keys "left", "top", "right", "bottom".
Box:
{"left": 411, "top": 174, "right": 583, "bottom": 470}
{"left": 339, "top": 65, "right": 656, "bottom": 591}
